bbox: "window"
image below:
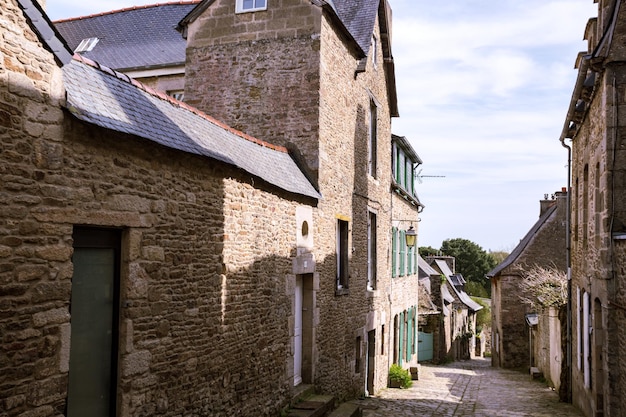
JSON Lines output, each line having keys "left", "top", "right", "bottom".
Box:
{"left": 368, "top": 101, "right": 378, "bottom": 177}
{"left": 74, "top": 37, "right": 99, "bottom": 53}
{"left": 391, "top": 227, "right": 397, "bottom": 278}
{"left": 355, "top": 336, "right": 362, "bottom": 373}
{"left": 399, "top": 230, "right": 406, "bottom": 277}
{"left": 392, "top": 136, "right": 421, "bottom": 200}
{"left": 582, "top": 290, "right": 590, "bottom": 388}
{"left": 367, "top": 211, "right": 377, "bottom": 290}
{"left": 405, "top": 158, "right": 413, "bottom": 195}
{"left": 583, "top": 164, "right": 589, "bottom": 248}
{"left": 381, "top": 325, "right": 385, "bottom": 355}
{"left": 337, "top": 219, "right": 349, "bottom": 290}
{"left": 236, "top": 0, "right": 267, "bottom": 13}
{"left": 407, "top": 244, "right": 413, "bottom": 275}
{"left": 371, "top": 35, "right": 378, "bottom": 68}
{"left": 167, "top": 90, "right": 184, "bottom": 102}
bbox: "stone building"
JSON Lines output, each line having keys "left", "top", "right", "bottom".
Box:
{"left": 175, "top": 0, "right": 419, "bottom": 400}
{"left": 389, "top": 134, "right": 423, "bottom": 376}
{"left": 426, "top": 257, "right": 482, "bottom": 362}
{"left": 559, "top": 1, "right": 626, "bottom": 415}
{"left": 417, "top": 256, "right": 444, "bottom": 363}
{"left": 2, "top": 0, "right": 425, "bottom": 416}
{"left": 54, "top": 2, "right": 195, "bottom": 99}
{"left": 487, "top": 191, "right": 567, "bottom": 394}
{"left": 1, "top": 1, "right": 323, "bottom": 416}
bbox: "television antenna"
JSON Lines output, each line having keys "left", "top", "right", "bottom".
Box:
{"left": 416, "top": 169, "right": 446, "bottom": 184}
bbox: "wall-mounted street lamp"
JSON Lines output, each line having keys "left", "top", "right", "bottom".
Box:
{"left": 405, "top": 226, "right": 417, "bottom": 248}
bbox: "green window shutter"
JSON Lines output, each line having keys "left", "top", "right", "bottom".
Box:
{"left": 391, "top": 227, "right": 397, "bottom": 278}
{"left": 406, "top": 309, "right": 413, "bottom": 362}
{"left": 406, "top": 247, "right": 413, "bottom": 275}
{"left": 398, "top": 312, "right": 404, "bottom": 366}
{"left": 399, "top": 231, "right": 405, "bottom": 276}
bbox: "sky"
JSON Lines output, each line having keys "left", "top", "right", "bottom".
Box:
{"left": 44, "top": 0, "right": 598, "bottom": 252}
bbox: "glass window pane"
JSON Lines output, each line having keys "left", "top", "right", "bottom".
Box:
{"left": 243, "top": 0, "right": 254, "bottom": 9}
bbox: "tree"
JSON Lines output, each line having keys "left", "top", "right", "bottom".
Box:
{"left": 488, "top": 250, "right": 509, "bottom": 265}
{"left": 518, "top": 265, "right": 567, "bottom": 310}
{"left": 440, "top": 238, "right": 497, "bottom": 296}
{"left": 419, "top": 246, "right": 440, "bottom": 257}
{"left": 472, "top": 297, "right": 491, "bottom": 334}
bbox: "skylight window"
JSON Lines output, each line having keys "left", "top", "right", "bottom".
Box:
{"left": 74, "top": 37, "right": 99, "bottom": 53}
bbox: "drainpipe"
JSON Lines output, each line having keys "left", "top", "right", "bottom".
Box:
{"left": 559, "top": 55, "right": 590, "bottom": 403}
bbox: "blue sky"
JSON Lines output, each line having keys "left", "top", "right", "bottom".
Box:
{"left": 45, "top": 0, "right": 597, "bottom": 252}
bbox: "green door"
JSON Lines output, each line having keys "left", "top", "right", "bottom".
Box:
{"left": 418, "top": 331, "right": 433, "bottom": 362}
{"left": 67, "top": 228, "right": 120, "bottom": 417}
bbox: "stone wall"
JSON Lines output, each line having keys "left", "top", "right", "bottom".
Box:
{"left": 183, "top": 0, "right": 399, "bottom": 400}
{"left": 568, "top": 3, "right": 626, "bottom": 415}
{"left": 184, "top": 0, "right": 322, "bottom": 181}
{"left": 570, "top": 60, "right": 625, "bottom": 417}
{"left": 493, "top": 194, "right": 567, "bottom": 370}
{"left": 1, "top": 1, "right": 314, "bottom": 416}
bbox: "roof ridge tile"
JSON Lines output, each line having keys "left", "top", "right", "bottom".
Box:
{"left": 70, "top": 54, "right": 289, "bottom": 154}
{"left": 52, "top": 1, "right": 201, "bottom": 23}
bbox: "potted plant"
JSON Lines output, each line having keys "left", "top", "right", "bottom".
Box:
{"left": 388, "top": 364, "right": 413, "bottom": 389}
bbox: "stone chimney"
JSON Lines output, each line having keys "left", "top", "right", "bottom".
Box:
{"left": 540, "top": 188, "right": 567, "bottom": 217}
{"left": 539, "top": 193, "right": 557, "bottom": 217}
{"left": 555, "top": 187, "right": 568, "bottom": 212}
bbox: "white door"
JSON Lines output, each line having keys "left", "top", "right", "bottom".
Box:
{"left": 294, "top": 276, "right": 303, "bottom": 386}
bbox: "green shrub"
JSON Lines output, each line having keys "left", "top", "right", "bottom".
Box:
{"left": 388, "top": 364, "right": 412, "bottom": 389}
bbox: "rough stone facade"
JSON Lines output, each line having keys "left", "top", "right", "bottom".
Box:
{"left": 488, "top": 192, "right": 567, "bottom": 375}
{"left": 565, "top": 1, "right": 626, "bottom": 415}
{"left": 182, "top": 0, "right": 407, "bottom": 400}
{"left": 1, "top": 1, "right": 317, "bottom": 416}
{"left": 1, "top": 1, "right": 418, "bottom": 415}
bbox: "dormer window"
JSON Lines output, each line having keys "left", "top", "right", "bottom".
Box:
{"left": 74, "top": 37, "right": 99, "bottom": 53}
{"left": 236, "top": 0, "right": 267, "bottom": 13}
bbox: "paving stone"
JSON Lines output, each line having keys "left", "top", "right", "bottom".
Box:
{"left": 354, "top": 358, "right": 583, "bottom": 417}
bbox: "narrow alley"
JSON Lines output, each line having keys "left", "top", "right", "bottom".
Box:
{"left": 354, "top": 359, "right": 582, "bottom": 417}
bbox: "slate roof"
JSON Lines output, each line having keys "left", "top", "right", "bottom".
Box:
{"left": 332, "top": 0, "right": 380, "bottom": 56}
{"left": 418, "top": 255, "right": 439, "bottom": 280}
{"left": 431, "top": 259, "right": 482, "bottom": 312}
{"left": 18, "top": 0, "right": 73, "bottom": 66}
{"left": 63, "top": 55, "right": 320, "bottom": 200}
{"left": 54, "top": 2, "right": 198, "bottom": 71}
{"left": 487, "top": 204, "right": 558, "bottom": 278}
{"left": 448, "top": 280, "right": 483, "bottom": 312}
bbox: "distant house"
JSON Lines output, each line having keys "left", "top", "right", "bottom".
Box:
{"left": 488, "top": 191, "right": 567, "bottom": 394}
{"left": 417, "top": 256, "right": 444, "bottom": 363}
{"left": 426, "top": 257, "right": 482, "bottom": 362}
{"left": 54, "top": 2, "right": 196, "bottom": 98}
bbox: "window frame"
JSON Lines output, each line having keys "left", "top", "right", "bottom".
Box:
{"left": 371, "top": 35, "right": 378, "bottom": 69}
{"left": 367, "top": 211, "right": 377, "bottom": 291}
{"left": 368, "top": 100, "right": 378, "bottom": 178}
{"left": 236, "top": 0, "right": 267, "bottom": 13}
{"left": 336, "top": 218, "right": 350, "bottom": 292}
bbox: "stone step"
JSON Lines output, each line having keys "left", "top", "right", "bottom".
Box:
{"left": 327, "top": 402, "right": 362, "bottom": 417}
{"left": 288, "top": 395, "right": 335, "bottom": 417}
{"left": 291, "top": 384, "right": 316, "bottom": 407}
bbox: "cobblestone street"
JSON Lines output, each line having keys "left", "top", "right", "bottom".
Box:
{"left": 353, "top": 358, "right": 583, "bottom": 417}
